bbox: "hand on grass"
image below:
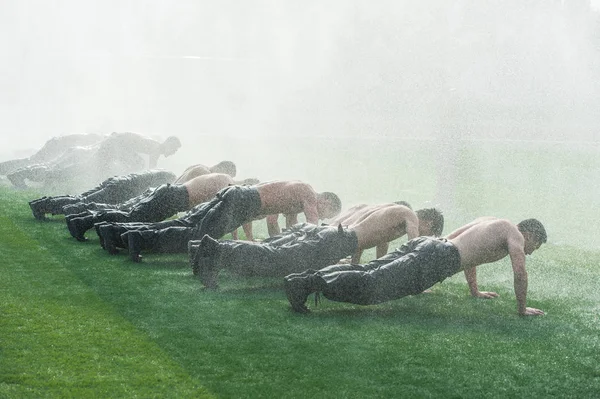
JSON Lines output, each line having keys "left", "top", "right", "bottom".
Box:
{"left": 472, "top": 291, "right": 499, "bottom": 299}
{"left": 519, "top": 307, "right": 545, "bottom": 316}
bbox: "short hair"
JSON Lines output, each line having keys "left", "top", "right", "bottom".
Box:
{"left": 161, "top": 136, "right": 181, "bottom": 156}
{"left": 212, "top": 161, "right": 237, "bottom": 177}
{"left": 517, "top": 218, "right": 547, "bottom": 243}
{"left": 241, "top": 178, "right": 260, "bottom": 186}
{"left": 394, "top": 200, "right": 412, "bottom": 209}
{"left": 320, "top": 192, "right": 342, "bottom": 216}
{"left": 163, "top": 136, "right": 181, "bottom": 149}
{"left": 416, "top": 208, "right": 444, "bottom": 236}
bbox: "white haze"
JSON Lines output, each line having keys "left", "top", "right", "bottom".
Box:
{"left": 1, "top": 0, "right": 599, "bottom": 247}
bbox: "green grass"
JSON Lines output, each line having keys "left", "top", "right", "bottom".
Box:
{"left": 1, "top": 167, "right": 599, "bottom": 397}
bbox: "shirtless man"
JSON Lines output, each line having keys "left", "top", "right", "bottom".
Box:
{"left": 328, "top": 203, "right": 443, "bottom": 263}
{"left": 0, "top": 133, "right": 103, "bottom": 176}
{"left": 189, "top": 203, "right": 443, "bottom": 289}
{"left": 94, "top": 132, "right": 181, "bottom": 170}
{"left": 284, "top": 217, "right": 547, "bottom": 316}
{"left": 120, "top": 180, "right": 342, "bottom": 262}
{"left": 66, "top": 172, "right": 258, "bottom": 242}
{"left": 7, "top": 132, "right": 181, "bottom": 189}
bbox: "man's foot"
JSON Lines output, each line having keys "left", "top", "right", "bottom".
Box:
{"left": 29, "top": 200, "right": 46, "bottom": 221}
{"left": 195, "top": 257, "right": 219, "bottom": 289}
{"left": 126, "top": 231, "right": 143, "bottom": 263}
{"left": 66, "top": 217, "right": 91, "bottom": 242}
{"left": 284, "top": 275, "right": 313, "bottom": 313}
{"left": 98, "top": 224, "right": 121, "bottom": 255}
{"left": 188, "top": 240, "right": 200, "bottom": 272}
{"left": 8, "top": 174, "right": 27, "bottom": 189}
{"left": 95, "top": 222, "right": 108, "bottom": 249}
{"left": 194, "top": 235, "right": 221, "bottom": 288}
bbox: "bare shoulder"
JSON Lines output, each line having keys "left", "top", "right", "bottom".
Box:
{"left": 206, "top": 172, "right": 233, "bottom": 183}
{"left": 486, "top": 218, "right": 517, "bottom": 230}
{"left": 473, "top": 216, "right": 501, "bottom": 223}
{"left": 383, "top": 204, "right": 414, "bottom": 218}
{"left": 287, "top": 180, "right": 316, "bottom": 196}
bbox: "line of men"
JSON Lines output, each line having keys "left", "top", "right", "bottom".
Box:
{"left": 26, "top": 157, "right": 548, "bottom": 318}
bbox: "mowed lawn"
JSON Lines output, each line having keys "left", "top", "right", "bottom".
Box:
{"left": 1, "top": 187, "right": 599, "bottom": 398}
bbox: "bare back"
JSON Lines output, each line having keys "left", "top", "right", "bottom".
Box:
{"left": 174, "top": 164, "right": 212, "bottom": 184}
{"left": 183, "top": 173, "right": 234, "bottom": 206}
{"left": 347, "top": 204, "right": 418, "bottom": 251}
{"left": 255, "top": 180, "right": 318, "bottom": 223}
{"left": 329, "top": 203, "right": 398, "bottom": 226}
{"left": 448, "top": 217, "right": 521, "bottom": 270}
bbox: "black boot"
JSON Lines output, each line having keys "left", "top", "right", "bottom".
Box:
{"left": 66, "top": 215, "right": 95, "bottom": 242}
{"left": 284, "top": 270, "right": 321, "bottom": 313}
{"left": 95, "top": 222, "right": 108, "bottom": 249}
{"left": 8, "top": 172, "right": 27, "bottom": 189}
{"left": 29, "top": 199, "right": 48, "bottom": 220}
{"left": 97, "top": 223, "right": 126, "bottom": 254}
{"left": 188, "top": 240, "right": 200, "bottom": 273}
{"left": 191, "top": 235, "right": 222, "bottom": 288}
{"left": 124, "top": 230, "right": 157, "bottom": 263}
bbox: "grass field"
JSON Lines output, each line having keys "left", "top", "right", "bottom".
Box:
{"left": 1, "top": 138, "right": 599, "bottom": 398}
{"left": 1, "top": 184, "right": 599, "bottom": 398}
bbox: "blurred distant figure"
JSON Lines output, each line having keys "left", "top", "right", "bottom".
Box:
{"left": 7, "top": 132, "right": 181, "bottom": 189}
{"left": 94, "top": 132, "right": 181, "bottom": 171}
{"left": 0, "top": 133, "right": 104, "bottom": 176}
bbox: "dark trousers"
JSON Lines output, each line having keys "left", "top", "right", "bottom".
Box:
{"left": 34, "top": 170, "right": 176, "bottom": 215}
{"left": 317, "top": 237, "right": 462, "bottom": 305}
{"left": 114, "top": 185, "right": 262, "bottom": 254}
{"left": 207, "top": 223, "right": 358, "bottom": 277}
{"left": 91, "top": 183, "right": 189, "bottom": 224}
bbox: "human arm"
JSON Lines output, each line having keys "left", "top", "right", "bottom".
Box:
{"left": 300, "top": 190, "right": 320, "bottom": 225}
{"left": 404, "top": 212, "right": 420, "bottom": 240}
{"left": 350, "top": 249, "right": 364, "bottom": 264}
{"left": 148, "top": 153, "right": 159, "bottom": 169}
{"left": 284, "top": 213, "right": 298, "bottom": 229}
{"left": 124, "top": 133, "right": 163, "bottom": 169}
{"left": 266, "top": 214, "right": 280, "bottom": 237}
{"left": 508, "top": 230, "right": 544, "bottom": 316}
{"left": 375, "top": 243, "right": 389, "bottom": 260}
{"left": 464, "top": 267, "right": 498, "bottom": 299}
{"left": 242, "top": 222, "right": 254, "bottom": 241}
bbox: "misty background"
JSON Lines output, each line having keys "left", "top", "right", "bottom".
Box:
{"left": 1, "top": 1, "right": 599, "bottom": 248}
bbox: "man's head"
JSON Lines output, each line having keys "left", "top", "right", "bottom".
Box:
{"left": 211, "top": 161, "right": 237, "bottom": 177}
{"left": 518, "top": 218, "right": 547, "bottom": 255}
{"left": 394, "top": 200, "right": 412, "bottom": 209}
{"left": 416, "top": 208, "right": 444, "bottom": 237}
{"left": 161, "top": 136, "right": 182, "bottom": 157}
{"left": 317, "top": 192, "right": 342, "bottom": 220}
